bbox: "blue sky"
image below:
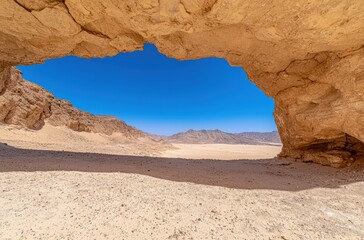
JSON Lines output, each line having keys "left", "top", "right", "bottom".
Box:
{"left": 18, "top": 44, "right": 276, "bottom": 135}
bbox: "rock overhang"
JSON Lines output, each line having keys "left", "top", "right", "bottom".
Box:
{"left": 0, "top": 0, "right": 363, "bottom": 166}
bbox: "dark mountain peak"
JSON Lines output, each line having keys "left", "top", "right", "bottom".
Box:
{"left": 167, "top": 129, "right": 281, "bottom": 145}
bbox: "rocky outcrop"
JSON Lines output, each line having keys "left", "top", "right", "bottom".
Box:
{"left": 235, "top": 131, "right": 281, "bottom": 144}
{"left": 0, "top": 67, "right": 144, "bottom": 138}
{"left": 163, "top": 129, "right": 281, "bottom": 145}
{"left": 167, "top": 129, "right": 261, "bottom": 145}
{"left": 0, "top": 0, "right": 363, "bottom": 166}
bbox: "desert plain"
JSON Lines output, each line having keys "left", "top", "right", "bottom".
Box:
{"left": 0, "top": 123, "right": 363, "bottom": 240}
{"left": 1, "top": 0, "right": 364, "bottom": 239}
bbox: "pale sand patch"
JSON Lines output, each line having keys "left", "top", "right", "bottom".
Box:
{"left": 0, "top": 123, "right": 281, "bottom": 160}
{"left": 0, "top": 144, "right": 363, "bottom": 240}
{"left": 0, "top": 123, "right": 172, "bottom": 156}
{"left": 161, "top": 143, "right": 282, "bottom": 160}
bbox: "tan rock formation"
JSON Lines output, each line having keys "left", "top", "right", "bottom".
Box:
{"left": 0, "top": 0, "right": 363, "bottom": 166}
{"left": 0, "top": 67, "right": 144, "bottom": 138}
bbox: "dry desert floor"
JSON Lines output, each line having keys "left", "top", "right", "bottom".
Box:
{"left": 161, "top": 143, "right": 282, "bottom": 160}
{"left": 0, "top": 124, "right": 363, "bottom": 239}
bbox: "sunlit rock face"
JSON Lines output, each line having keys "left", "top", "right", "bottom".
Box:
{"left": 0, "top": 67, "right": 144, "bottom": 137}
{"left": 0, "top": 0, "right": 363, "bottom": 166}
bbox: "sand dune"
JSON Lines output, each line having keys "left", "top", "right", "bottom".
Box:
{"left": 0, "top": 123, "right": 172, "bottom": 157}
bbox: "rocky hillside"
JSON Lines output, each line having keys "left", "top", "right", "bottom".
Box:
{"left": 235, "top": 131, "right": 281, "bottom": 144}
{"left": 0, "top": 67, "right": 144, "bottom": 138}
{"left": 167, "top": 129, "right": 259, "bottom": 145}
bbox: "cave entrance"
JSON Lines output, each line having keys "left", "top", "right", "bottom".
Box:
{"left": 2, "top": 43, "right": 282, "bottom": 159}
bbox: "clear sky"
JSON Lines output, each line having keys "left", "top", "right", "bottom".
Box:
{"left": 18, "top": 44, "right": 276, "bottom": 136}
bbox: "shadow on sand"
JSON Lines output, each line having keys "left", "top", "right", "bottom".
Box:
{"left": 0, "top": 143, "right": 363, "bottom": 191}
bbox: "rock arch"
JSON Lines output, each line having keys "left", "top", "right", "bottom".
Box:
{"left": 0, "top": 0, "right": 363, "bottom": 166}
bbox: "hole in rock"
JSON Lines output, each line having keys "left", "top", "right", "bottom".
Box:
{"left": 10, "top": 43, "right": 281, "bottom": 158}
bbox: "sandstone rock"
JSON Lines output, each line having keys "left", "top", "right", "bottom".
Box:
{"left": 0, "top": 0, "right": 363, "bottom": 166}
{"left": 0, "top": 67, "right": 144, "bottom": 138}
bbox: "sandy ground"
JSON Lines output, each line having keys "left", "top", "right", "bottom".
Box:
{"left": 0, "top": 125, "right": 363, "bottom": 239}
{"left": 0, "top": 123, "right": 172, "bottom": 157}
{"left": 0, "top": 123, "right": 282, "bottom": 160}
{"left": 161, "top": 143, "right": 282, "bottom": 160}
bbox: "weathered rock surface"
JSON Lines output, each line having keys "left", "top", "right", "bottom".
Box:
{"left": 0, "top": 0, "right": 363, "bottom": 166}
{"left": 0, "top": 67, "right": 144, "bottom": 138}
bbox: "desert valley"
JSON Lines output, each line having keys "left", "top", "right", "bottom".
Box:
{"left": 1, "top": 0, "right": 364, "bottom": 239}
{"left": 0, "top": 67, "right": 363, "bottom": 239}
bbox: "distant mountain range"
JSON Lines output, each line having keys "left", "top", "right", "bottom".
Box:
{"left": 1, "top": 68, "right": 281, "bottom": 148}
{"left": 150, "top": 129, "right": 281, "bottom": 145}
{"left": 235, "top": 131, "right": 281, "bottom": 144}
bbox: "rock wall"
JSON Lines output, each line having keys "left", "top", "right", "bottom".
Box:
{"left": 273, "top": 49, "right": 364, "bottom": 167}
{"left": 0, "top": 67, "right": 144, "bottom": 138}
{"left": 0, "top": 0, "right": 363, "bottom": 166}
